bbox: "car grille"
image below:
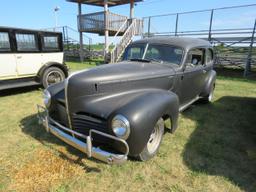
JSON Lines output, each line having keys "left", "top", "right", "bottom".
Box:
{"left": 72, "top": 113, "right": 111, "bottom": 145}
{"left": 49, "top": 100, "right": 69, "bottom": 127}
{"left": 72, "top": 113, "right": 108, "bottom": 135}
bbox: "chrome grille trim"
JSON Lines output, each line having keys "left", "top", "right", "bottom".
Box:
{"left": 64, "top": 77, "right": 73, "bottom": 134}
{"left": 64, "top": 69, "right": 94, "bottom": 137}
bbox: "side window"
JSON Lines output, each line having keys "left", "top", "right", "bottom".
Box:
{"left": 0, "top": 32, "right": 11, "bottom": 51}
{"left": 186, "top": 48, "right": 205, "bottom": 67}
{"left": 16, "top": 33, "right": 38, "bottom": 51}
{"left": 205, "top": 49, "right": 214, "bottom": 64}
{"left": 43, "top": 36, "right": 59, "bottom": 50}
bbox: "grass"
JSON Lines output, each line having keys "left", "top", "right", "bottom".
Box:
{"left": 0, "top": 63, "right": 256, "bottom": 192}
{"left": 66, "top": 59, "right": 104, "bottom": 72}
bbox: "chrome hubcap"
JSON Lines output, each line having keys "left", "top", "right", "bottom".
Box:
{"left": 147, "top": 123, "right": 162, "bottom": 154}
{"left": 208, "top": 87, "right": 214, "bottom": 101}
{"left": 46, "top": 71, "right": 63, "bottom": 86}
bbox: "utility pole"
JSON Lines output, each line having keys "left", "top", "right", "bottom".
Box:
{"left": 208, "top": 9, "right": 214, "bottom": 42}
{"left": 54, "top": 6, "right": 60, "bottom": 31}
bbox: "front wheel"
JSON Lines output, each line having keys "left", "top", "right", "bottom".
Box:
{"left": 137, "top": 118, "right": 164, "bottom": 161}
{"left": 41, "top": 67, "right": 65, "bottom": 88}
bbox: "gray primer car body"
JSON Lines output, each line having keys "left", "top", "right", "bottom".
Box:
{"left": 46, "top": 37, "right": 216, "bottom": 157}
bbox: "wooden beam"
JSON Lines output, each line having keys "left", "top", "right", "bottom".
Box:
{"left": 104, "top": 0, "right": 109, "bottom": 62}
{"left": 130, "top": 0, "right": 134, "bottom": 19}
{"left": 66, "top": 0, "right": 143, "bottom": 7}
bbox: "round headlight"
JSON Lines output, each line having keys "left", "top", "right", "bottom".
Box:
{"left": 43, "top": 90, "right": 51, "bottom": 108}
{"left": 112, "top": 115, "right": 130, "bottom": 140}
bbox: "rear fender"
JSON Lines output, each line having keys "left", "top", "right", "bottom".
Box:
{"left": 201, "top": 70, "right": 216, "bottom": 97}
{"left": 37, "top": 62, "right": 68, "bottom": 82}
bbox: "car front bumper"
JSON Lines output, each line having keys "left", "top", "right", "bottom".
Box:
{"left": 37, "top": 105, "right": 129, "bottom": 164}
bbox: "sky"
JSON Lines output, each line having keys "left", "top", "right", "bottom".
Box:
{"left": 1, "top": 0, "right": 256, "bottom": 43}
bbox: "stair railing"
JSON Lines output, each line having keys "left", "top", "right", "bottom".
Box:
{"left": 109, "top": 19, "right": 128, "bottom": 47}
{"left": 111, "top": 19, "right": 137, "bottom": 63}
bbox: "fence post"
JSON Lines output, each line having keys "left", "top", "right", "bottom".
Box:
{"left": 175, "top": 13, "right": 179, "bottom": 36}
{"left": 62, "top": 26, "right": 65, "bottom": 42}
{"left": 148, "top": 17, "right": 151, "bottom": 37}
{"left": 89, "top": 38, "right": 92, "bottom": 59}
{"left": 244, "top": 19, "right": 256, "bottom": 77}
{"left": 78, "top": 2, "right": 84, "bottom": 63}
{"left": 65, "top": 26, "right": 70, "bottom": 51}
{"left": 208, "top": 9, "right": 214, "bottom": 42}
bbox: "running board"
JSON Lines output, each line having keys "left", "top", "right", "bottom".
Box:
{"left": 179, "top": 96, "right": 200, "bottom": 112}
{"left": 0, "top": 78, "right": 40, "bottom": 91}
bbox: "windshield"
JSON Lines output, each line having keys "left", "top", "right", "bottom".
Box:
{"left": 123, "top": 43, "right": 183, "bottom": 65}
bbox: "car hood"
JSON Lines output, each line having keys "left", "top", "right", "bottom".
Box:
{"left": 67, "top": 61, "right": 177, "bottom": 97}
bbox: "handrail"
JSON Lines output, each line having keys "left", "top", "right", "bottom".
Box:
{"left": 109, "top": 19, "right": 128, "bottom": 46}
{"left": 143, "top": 3, "right": 256, "bottom": 18}
{"left": 111, "top": 21, "right": 134, "bottom": 57}
{"left": 111, "top": 19, "right": 137, "bottom": 63}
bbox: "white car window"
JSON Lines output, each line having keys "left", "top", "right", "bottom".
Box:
{"left": 16, "top": 33, "right": 38, "bottom": 51}
{"left": 0, "top": 32, "right": 11, "bottom": 51}
{"left": 43, "top": 36, "right": 59, "bottom": 49}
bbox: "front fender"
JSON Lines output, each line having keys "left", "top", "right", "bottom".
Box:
{"left": 111, "top": 89, "right": 179, "bottom": 155}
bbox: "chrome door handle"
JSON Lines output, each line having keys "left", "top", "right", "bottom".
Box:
{"left": 203, "top": 70, "right": 207, "bottom": 74}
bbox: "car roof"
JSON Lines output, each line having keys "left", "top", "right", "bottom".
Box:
{"left": 132, "top": 36, "right": 212, "bottom": 50}
{"left": 0, "top": 26, "right": 62, "bottom": 34}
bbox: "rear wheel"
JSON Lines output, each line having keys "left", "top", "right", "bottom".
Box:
{"left": 137, "top": 118, "right": 164, "bottom": 161}
{"left": 201, "top": 83, "right": 215, "bottom": 103}
{"left": 41, "top": 67, "right": 65, "bottom": 88}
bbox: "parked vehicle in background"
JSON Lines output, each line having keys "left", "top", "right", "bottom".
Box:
{"left": 38, "top": 37, "right": 216, "bottom": 164}
{"left": 0, "top": 27, "right": 68, "bottom": 90}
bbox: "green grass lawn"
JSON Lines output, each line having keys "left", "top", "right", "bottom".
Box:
{"left": 66, "top": 59, "right": 102, "bottom": 71}
{"left": 0, "top": 65, "right": 256, "bottom": 192}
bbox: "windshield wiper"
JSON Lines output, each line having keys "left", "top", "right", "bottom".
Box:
{"left": 129, "top": 58, "right": 164, "bottom": 64}
{"left": 130, "top": 58, "right": 151, "bottom": 63}
{"left": 148, "top": 58, "right": 164, "bottom": 64}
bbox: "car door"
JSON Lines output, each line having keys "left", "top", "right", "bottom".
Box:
{"left": 0, "top": 31, "right": 17, "bottom": 79}
{"left": 179, "top": 48, "right": 206, "bottom": 105}
{"left": 15, "top": 32, "right": 42, "bottom": 76}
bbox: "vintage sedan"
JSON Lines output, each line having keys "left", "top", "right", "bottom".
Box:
{"left": 38, "top": 37, "right": 216, "bottom": 164}
{"left": 0, "top": 27, "right": 68, "bottom": 90}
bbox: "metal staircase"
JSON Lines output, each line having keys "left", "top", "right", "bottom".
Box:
{"left": 110, "top": 19, "right": 143, "bottom": 63}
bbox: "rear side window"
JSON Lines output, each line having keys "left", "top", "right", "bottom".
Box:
{"left": 0, "top": 32, "right": 11, "bottom": 51}
{"left": 16, "top": 33, "right": 38, "bottom": 51}
{"left": 43, "top": 36, "right": 59, "bottom": 50}
{"left": 186, "top": 48, "right": 205, "bottom": 66}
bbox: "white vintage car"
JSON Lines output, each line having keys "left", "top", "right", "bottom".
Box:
{"left": 0, "top": 27, "right": 68, "bottom": 90}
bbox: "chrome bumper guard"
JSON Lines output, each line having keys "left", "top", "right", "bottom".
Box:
{"left": 37, "top": 105, "right": 129, "bottom": 164}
